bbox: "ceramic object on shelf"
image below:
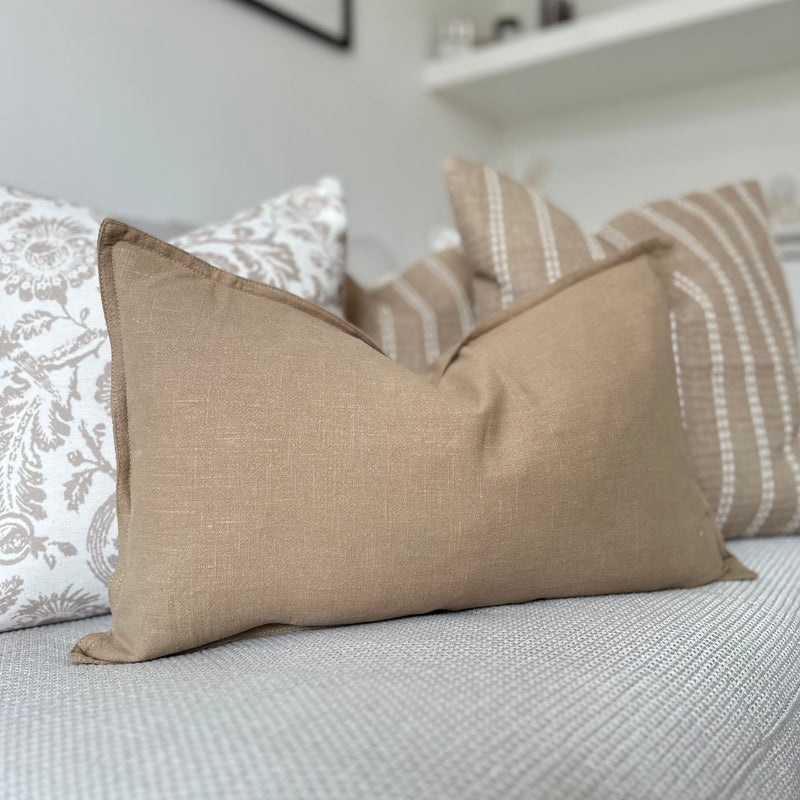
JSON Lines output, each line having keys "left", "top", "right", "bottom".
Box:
{"left": 494, "top": 16, "right": 523, "bottom": 40}
{"left": 540, "top": 0, "right": 575, "bottom": 27}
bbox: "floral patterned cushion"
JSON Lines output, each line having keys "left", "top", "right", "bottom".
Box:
{"left": 0, "top": 180, "right": 347, "bottom": 631}
{"left": 171, "top": 177, "right": 346, "bottom": 316}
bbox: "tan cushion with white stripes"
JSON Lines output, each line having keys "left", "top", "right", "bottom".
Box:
{"left": 598, "top": 182, "right": 800, "bottom": 538}
{"left": 445, "top": 156, "right": 800, "bottom": 538}
{"left": 445, "top": 157, "right": 607, "bottom": 323}
{"left": 344, "top": 247, "right": 475, "bottom": 373}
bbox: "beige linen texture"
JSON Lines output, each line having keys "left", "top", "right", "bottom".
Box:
{"left": 71, "top": 222, "right": 751, "bottom": 664}
{"left": 446, "top": 157, "right": 800, "bottom": 538}
{"left": 344, "top": 247, "right": 475, "bottom": 373}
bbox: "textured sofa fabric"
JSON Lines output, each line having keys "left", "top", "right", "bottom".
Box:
{"left": 2, "top": 537, "right": 799, "bottom": 800}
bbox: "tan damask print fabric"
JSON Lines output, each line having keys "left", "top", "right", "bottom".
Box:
{"left": 0, "top": 190, "right": 113, "bottom": 632}
{"left": 172, "top": 178, "right": 346, "bottom": 316}
{"left": 0, "top": 180, "right": 348, "bottom": 631}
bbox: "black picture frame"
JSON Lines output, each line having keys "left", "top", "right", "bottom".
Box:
{"left": 238, "top": 0, "right": 352, "bottom": 50}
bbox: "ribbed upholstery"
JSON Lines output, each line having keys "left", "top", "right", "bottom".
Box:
{"left": 2, "top": 537, "right": 798, "bottom": 799}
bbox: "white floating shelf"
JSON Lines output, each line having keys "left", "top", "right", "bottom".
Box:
{"left": 424, "top": 0, "right": 800, "bottom": 123}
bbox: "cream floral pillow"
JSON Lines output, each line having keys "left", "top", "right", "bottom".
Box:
{"left": 0, "top": 180, "right": 347, "bottom": 631}
{"left": 172, "top": 177, "right": 346, "bottom": 315}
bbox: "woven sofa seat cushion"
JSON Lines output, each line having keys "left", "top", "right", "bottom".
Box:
{"left": 2, "top": 537, "right": 798, "bottom": 800}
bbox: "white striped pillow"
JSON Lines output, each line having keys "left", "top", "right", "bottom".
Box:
{"left": 446, "top": 157, "right": 800, "bottom": 538}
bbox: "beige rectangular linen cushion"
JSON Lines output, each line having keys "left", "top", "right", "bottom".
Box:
{"left": 344, "top": 247, "right": 475, "bottom": 372}
{"left": 446, "top": 157, "right": 800, "bottom": 538}
{"left": 71, "top": 221, "right": 750, "bottom": 664}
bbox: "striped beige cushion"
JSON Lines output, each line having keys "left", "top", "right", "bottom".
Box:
{"left": 445, "top": 157, "right": 607, "bottom": 322}
{"left": 344, "top": 247, "right": 475, "bottom": 372}
{"left": 446, "top": 157, "right": 800, "bottom": 538}
{"left": 599, "top": 184, "right": 800, "bottom": 538}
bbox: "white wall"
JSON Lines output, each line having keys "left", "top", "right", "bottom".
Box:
{"left": 0, "top": 0, "right": 497, "bottom": 282}
{"left": 497, "top": 65, "right": 800, "bottom": 231}
{"left": 491, "top": 55, "right": 800, "bottom": 320}
{"left": 2, "top": 1, "right": 798, "bottom": 286}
